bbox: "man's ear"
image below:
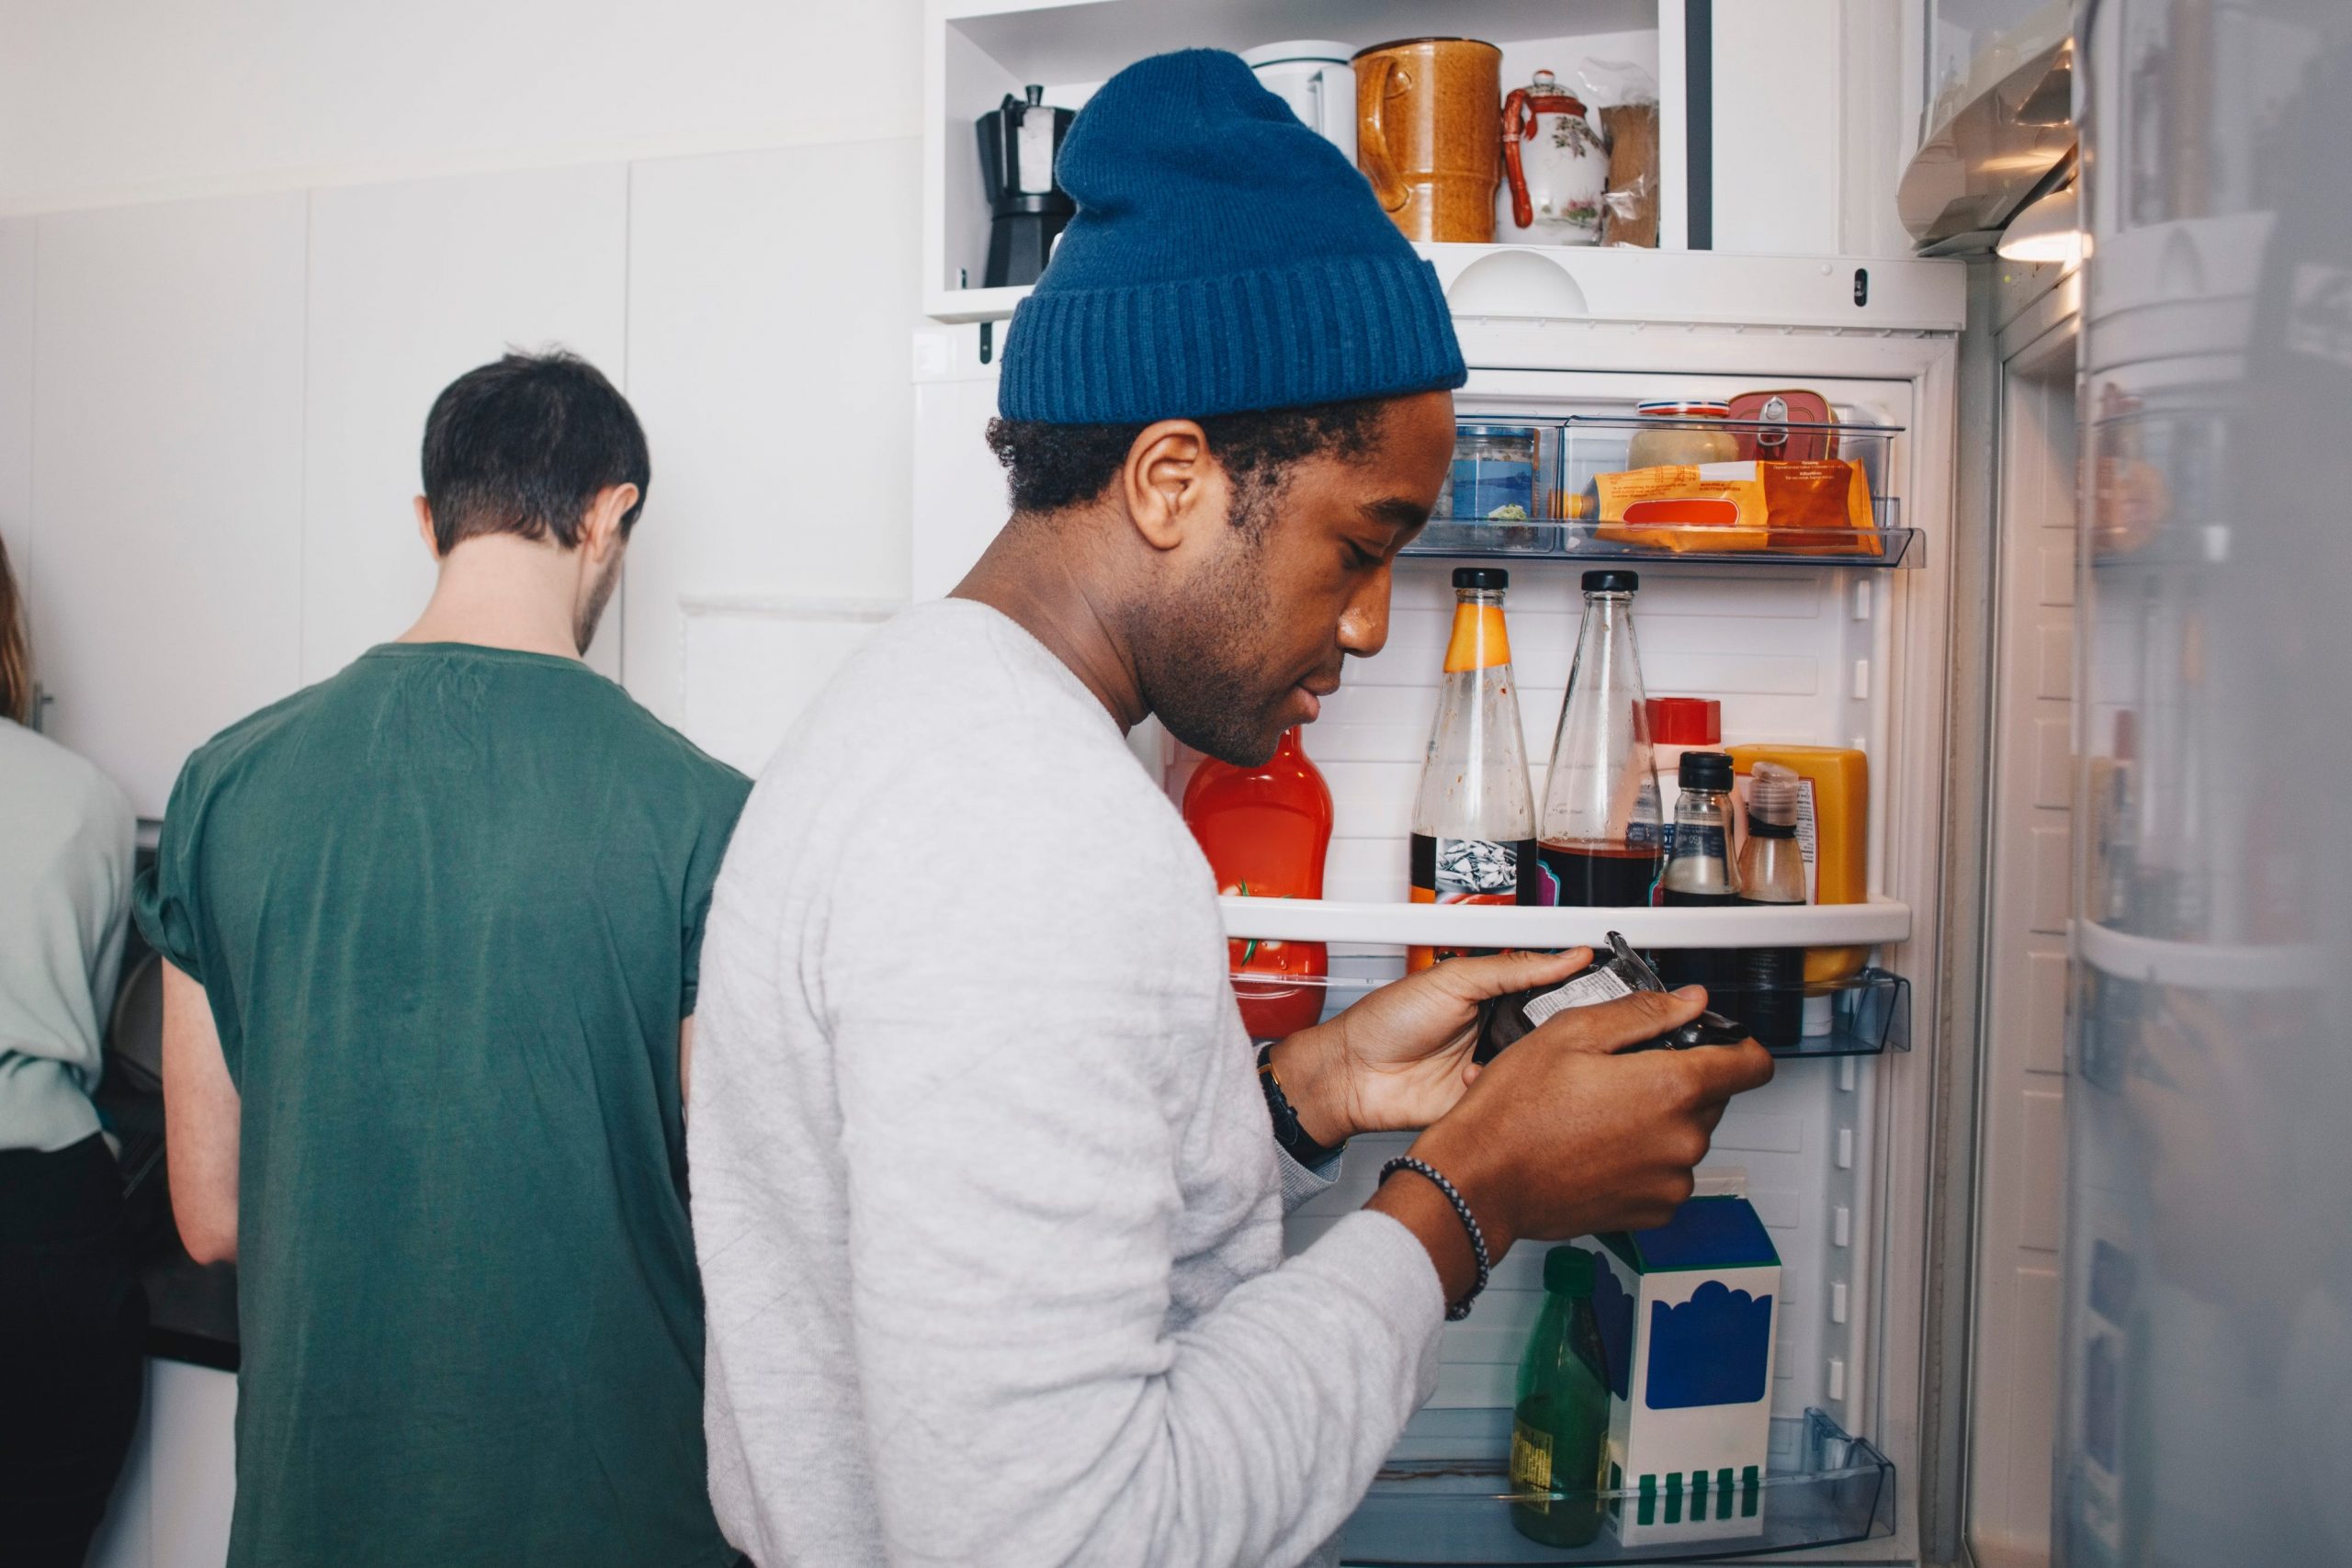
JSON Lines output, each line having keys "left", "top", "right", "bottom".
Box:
{"left": 580, "top": 483, "right": 640, "bottom": 563}
{"left": 1119, "top": 421, "right": 1223, "bottom": 553}
{"left": 413, "top": 496, "right": 443, "bottom": 560}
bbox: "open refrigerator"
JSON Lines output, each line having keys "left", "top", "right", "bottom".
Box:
{"left": 912, "top": 252, "right": 1971, "bottom": 1564}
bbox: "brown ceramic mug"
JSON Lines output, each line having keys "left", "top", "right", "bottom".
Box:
{"left": 1352, "top": 38, "right": 1502, "bottom": 243}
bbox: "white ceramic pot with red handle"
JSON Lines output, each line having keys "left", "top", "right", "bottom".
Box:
{"left": 1499, "top": 69, "right": 1609, "bottom": 245}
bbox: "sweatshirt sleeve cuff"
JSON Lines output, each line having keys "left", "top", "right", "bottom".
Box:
{"left": 1278, "top": 1142, "right": 1345, "bottom": 1213}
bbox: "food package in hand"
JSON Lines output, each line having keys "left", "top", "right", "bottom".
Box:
{"left": 1592, "top": 459, "right": 1876, "bottom": 555}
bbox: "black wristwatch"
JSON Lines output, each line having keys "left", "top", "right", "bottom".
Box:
{"left": 1258, "top": 1043, "right": 1347, "bottom": 1169}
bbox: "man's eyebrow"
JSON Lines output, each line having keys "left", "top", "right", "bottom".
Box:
{"left": 1362, "top": 496, "right": 1431, "bottom": 532}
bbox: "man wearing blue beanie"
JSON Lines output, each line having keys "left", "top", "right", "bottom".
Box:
{"left": 691, "top": 50, "right": 1771, "bottom": 1568}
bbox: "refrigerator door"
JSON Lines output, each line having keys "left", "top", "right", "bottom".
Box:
{"left": 2063, "top": 4, "right": 2352, "bottom": 1565}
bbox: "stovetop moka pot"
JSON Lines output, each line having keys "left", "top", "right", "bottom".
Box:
{"left": 976, "top": 85, "right": 1076, "bottom": 288}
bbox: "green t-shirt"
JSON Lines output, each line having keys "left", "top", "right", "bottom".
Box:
{"left": 134, "top": 643, "right": 751, "bottom": 1568}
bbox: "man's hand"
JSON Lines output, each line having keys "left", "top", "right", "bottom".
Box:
{"left": 1266, "top": 948, "right": 1596, "bottom": 1146}
{"left": 1368, "top": 984, "right": 1775, "bottom": 1306}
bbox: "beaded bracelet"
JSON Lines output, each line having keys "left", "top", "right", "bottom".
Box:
{"left": 1378, "top": 1155, "right": 1491, "bottom": 1321}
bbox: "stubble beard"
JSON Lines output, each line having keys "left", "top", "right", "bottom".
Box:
{"left": 574, "top": 554, "right": 623, "bottom": 656}
{"left": 1131, "top": 530, "right": 1292, "bottom": 768}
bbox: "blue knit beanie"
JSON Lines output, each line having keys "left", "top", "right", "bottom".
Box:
{"left": 997, "top": 49, "right": 1466, "bottom": 424}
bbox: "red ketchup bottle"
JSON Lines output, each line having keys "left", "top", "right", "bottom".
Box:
{"left": 1182, "top": 728, "right": 1335, "bottom": 1040}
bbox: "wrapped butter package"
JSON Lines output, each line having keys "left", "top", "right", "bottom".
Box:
{"left": 1592, "top": 459, "right": 1877, "bottom": 555}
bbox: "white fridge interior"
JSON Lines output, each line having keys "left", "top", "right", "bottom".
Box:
{"left": 911, "top": 284, "right": 1965, "bottom": 1562}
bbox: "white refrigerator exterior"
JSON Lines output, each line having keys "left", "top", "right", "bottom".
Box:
{"left": 2061, "top": 3, "right": 2352, "bottom": 1566}
{"left": 910, "top": 252, "right": 1968, "bottom": 1563}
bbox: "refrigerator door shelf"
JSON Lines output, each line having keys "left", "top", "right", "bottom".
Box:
{"left": 1415, "top": 412, "right": 1912, "bottom": 568}
{"left": 1217, "top": 895, "right": 1909, "bottom": 953}
{"left": 1344, "top": 1407, "right": 1894, "bottom": 1564}
{"left": 1227, "top": 966, "right": 1909, "bottom": 1060}
{"left": 1403, "top": 516, "right": 1918, "bottom": 570}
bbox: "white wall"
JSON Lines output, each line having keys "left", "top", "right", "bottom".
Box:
{"left": 0, "top": 0, "right": 922, "bottom": 214}
{"left": 0, "top": 0, "right": 928, "bottom": 795}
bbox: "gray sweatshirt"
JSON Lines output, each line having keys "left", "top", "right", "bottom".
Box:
{"left": 690, "top": 600, "right": 1444, "bottom": 1568}
{"left": 0, "top": 717, "right": 133, "bottom": 1153}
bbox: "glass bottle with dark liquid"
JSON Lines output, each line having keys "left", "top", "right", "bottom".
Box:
{"left": 1733, "top": 760, "right": 1807, "bottom": 1047}
{"left": 1654, "top": 750, "right": 1740, "bottom": 995}
{"left": 1538, "top": 570, "right": 1663, "bottom": 906}
{"left": 1408, "top": 569, "right": 1539, "bottom": 969}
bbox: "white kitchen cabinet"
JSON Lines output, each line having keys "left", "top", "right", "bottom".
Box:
{"left": 301, "top": 164, "right": 630, "bottom": 685}
{"left": 87, "top": 1358, "right": 238, "bottom": 1568}
{"left": 620, "top": 137, "right": 921, "bottom": 747}
{"left": 29, "top": 194, "right": 307, "bottom": 817}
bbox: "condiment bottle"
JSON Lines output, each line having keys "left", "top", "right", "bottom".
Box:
{"left": 1734, "top": 761, "right": 1807, "bottom": 1048}
{"left": 1647, "top": 696, "right": 1724, "bottom": 804}
{"left": 1510, "top": 1247, "right": 1613, "bottom": 1548}
{"left": 1654, "top": 750, "right": 1740, "bottom": 998}
{"left": 1182, "top": 728, "right": 1333, "bottom": 1039}
{"left": 1409, "top": 568, "right": 1538, "bottom": 969}
{"left": 1725, "top": 743, "right": 1869, "bottom": 992}
{"left": 1538, "top": 570, "right": 1663, "bottom": 907}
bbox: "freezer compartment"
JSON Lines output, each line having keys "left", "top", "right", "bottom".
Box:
{"left": 1343, "top": 1408, "right": 1894, "bottom": 1564}
{"left": 1227, "top": 966, "right": 1909, "bottom": 1059}
{"left": 1410, "top": 412, "right": 1911, "bottom": 567}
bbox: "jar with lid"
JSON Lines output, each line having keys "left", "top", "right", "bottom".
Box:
{"left": 1626, "top": 399, "right": 1739, "bottom": 469}
{"left": 1443, "top": 423, "right": 1544, "bottom": 521}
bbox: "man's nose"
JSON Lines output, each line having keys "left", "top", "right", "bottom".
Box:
{"left": 1337, "top": 568, "right": 1393, "bottom": 658}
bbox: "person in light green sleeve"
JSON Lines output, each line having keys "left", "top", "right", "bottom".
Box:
{"left": 135, "top": 351, "right": 751, "bottom": 1568}
{"left": 0, "top": 531, "right": 146, "bottom": 1568}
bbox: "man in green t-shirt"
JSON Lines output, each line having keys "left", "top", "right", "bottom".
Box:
{"left": 136, "top": 351, "right": 750, "bottom": 1567}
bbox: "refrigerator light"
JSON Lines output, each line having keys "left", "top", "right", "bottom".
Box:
{"left": 1996, "top": 183, "right": 2084, "bottom": 266}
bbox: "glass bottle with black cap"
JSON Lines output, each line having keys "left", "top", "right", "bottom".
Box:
{"left": 1539, "top": 570, "right": 1664, "bottom": 907}
{"left": 1408, "top": 567, "right": 1538, "bottom": 969}
{"left": 1654, "top": 749, "right": 1742, "bottom": 996}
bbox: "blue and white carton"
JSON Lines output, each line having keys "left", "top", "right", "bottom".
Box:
{"left": 1589, "top": 1195, "right": 1781, "bottom": 1547}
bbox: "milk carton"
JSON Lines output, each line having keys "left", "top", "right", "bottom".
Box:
{"left": 1589, "top": 1196, "right": 1781, "bottom": 1547}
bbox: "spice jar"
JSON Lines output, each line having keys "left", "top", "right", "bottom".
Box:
{"left": 1627, "top": 400, "right": 1739, "bottom": 469}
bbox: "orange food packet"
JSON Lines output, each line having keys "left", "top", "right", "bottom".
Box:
{"left": 1592, "top": 459, "right": 1875, "bottom": 555}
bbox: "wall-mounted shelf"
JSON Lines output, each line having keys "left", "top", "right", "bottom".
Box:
{"left": 1342, "top": 1407, "right": 1894, "bottom": 1563}
{"left": 926, "top": 0, "right": 1684, "bottom": 323}
{"left": 1216, "top": 896, "right": 1911, "bottom": 952}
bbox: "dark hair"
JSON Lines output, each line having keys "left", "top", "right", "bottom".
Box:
{"left": 420, "top": 350, "right": 650, "bottom": 554}
{"left": 985, "top": 399, "right": 1390, "bottom": 528}
{"left": 0, "top": 531, "right": 29, "bottom": 725}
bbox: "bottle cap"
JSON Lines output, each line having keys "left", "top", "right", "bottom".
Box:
{"left": 1581, "top": 570, "right": 1639, "bottom": 593}
{"left": 1646, "top": 696, "right": 1721, "bottom": 746}
{"left": 1679, "top": 750, "right": 1734, "bottom": 790}
{"left": 1747, "top": 761, "right": 1803, "bottom": 827}
{"left": 1453, "top": 567, "right": 1510, "bottom": 591}
{"left": 1544, "top": 1246, "right": 1597, "bottom": 1297}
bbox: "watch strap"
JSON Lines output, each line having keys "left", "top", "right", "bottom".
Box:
{"left": 1257, "top": 1042, "right": 1346, "bottom": 1169}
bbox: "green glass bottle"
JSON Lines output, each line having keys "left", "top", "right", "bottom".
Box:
{"left": 1510, "top": 1246, "right": 1612, "bottom": 1547}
